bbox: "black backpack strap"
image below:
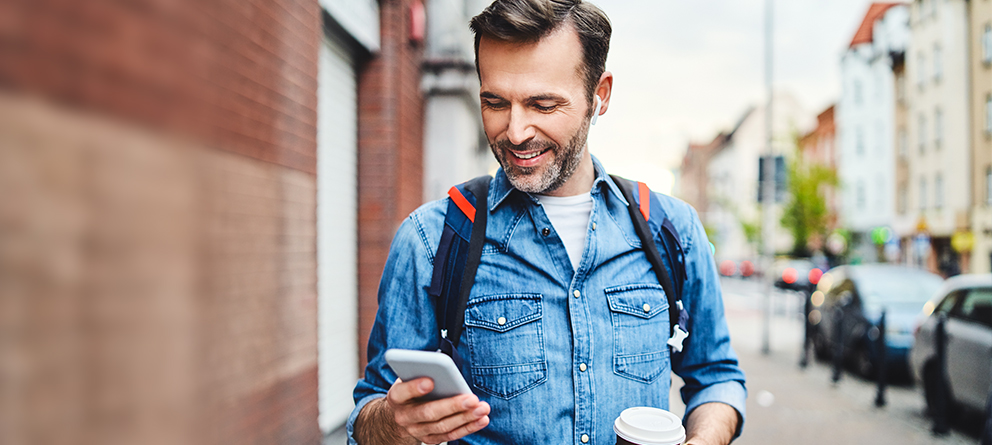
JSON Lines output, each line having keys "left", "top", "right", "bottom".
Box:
{"left": 428, "top": 175, "right": 491, "bottom": 366}
{"left": 610, "top": 175, "right": 690, "bottom": 353}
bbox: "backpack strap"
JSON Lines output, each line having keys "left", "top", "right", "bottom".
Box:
{"left": 428, "top": 175, "right": 491, "bottom": 366}
{"left": 610, "top": 175, "right": 690, "bottom": 353}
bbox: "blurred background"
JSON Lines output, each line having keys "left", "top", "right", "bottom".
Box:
{"left": 0, "top": 0, "right": 989, "bottom": 444}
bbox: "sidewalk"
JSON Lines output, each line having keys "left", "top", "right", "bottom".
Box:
{"left": 706, "top": 279, "right": 975, "bottom": 445}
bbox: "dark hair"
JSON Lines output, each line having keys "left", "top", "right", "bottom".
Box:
{"left": 470, "top": 0, "right": 611, "bottom": 106}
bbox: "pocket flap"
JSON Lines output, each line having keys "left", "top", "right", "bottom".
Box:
{"left": 464, "top": 294, "right": 542, "bottom": 332}
{"left": 605, "top": 284, "right": 669, "bottom": 319}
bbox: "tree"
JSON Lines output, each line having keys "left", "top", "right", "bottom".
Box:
{"left": 780, "top": 150, "right": 838, "bottom": 258}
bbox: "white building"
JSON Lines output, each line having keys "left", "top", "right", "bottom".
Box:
{"left": 904, "top": 0, "right": 971, "bottom": 270}
{"left": 707, "top": 92, "right": 813, "bottom": 261}
{"left": 836, "top": 3, "right": 909, "bottom": 262}
{"left": 422, "top": 0, "right": 495, "bottom": 201}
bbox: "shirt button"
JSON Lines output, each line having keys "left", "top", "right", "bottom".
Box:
{"left": 542, "top": 227, "right": 550, "bottom": 236}
{"left": 591, "top": 222, "right": 597, "bottom": 230}
{"left": 579, "top": 363, "right": 587, "bottom": 372}
{"left": 643, "top": 303, "right": 651, "bottom": 312}
{"left": 497, "top": 316, "right": 506, "bottom": 326}
{"left": 581, "top": 434, "right": 590, "bottom": 443}
{"left": 573, "top": 290, "right": 581, "bottom": 298}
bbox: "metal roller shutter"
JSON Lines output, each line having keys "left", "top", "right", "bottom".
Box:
{"left": 317, "top": 33, "right": 359, "bottom": 433}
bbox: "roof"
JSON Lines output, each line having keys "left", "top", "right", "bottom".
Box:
{"left": 849, "top": 3, "right": 902, "bottom": 48}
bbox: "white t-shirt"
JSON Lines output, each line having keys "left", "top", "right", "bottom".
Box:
{"left": 536, "top": 192, "right": 593, "bottom": 272}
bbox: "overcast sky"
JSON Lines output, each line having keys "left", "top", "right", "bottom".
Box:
{"left": 586, "top": 0, "right": 880, "bottom": 194}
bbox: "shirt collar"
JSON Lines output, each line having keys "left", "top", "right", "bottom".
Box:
{"left": 488, "top": 155, "right": 629, "bottom": 211}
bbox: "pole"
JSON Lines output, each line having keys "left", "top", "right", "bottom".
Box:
{"left": 875, "top": 309, "right": 887, "bottom": 407}
{"left": 831, "top": 307, "right": 844, "bottom": 384}
{"left": 800, "top": 288, "right": 812, "bottom": 368}
{"left": 760, "top": 0, "right": 775, "bottom": 356}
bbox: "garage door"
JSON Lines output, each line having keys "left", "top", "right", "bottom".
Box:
{"left": 317, "top": 32, "right": 359, "bottom": 433}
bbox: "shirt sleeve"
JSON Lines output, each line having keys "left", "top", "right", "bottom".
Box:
{"left": 669, "top": 205, "right": 747, "bottom": 438}
{"left": 346, "top": 211, "right": 441, "bottom": 443}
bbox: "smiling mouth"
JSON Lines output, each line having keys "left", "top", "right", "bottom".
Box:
{"left": 511, "top": 148, "right": 550, "bottom": 160}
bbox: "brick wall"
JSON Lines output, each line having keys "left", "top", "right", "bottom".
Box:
{"left": 0, "top": 0, "right": 319, "bottom": 175}
{"left": 0, "top": 0, "right": 322, "bottom": 443}
{"left": 357, "top": 0, "right": 426, "bottom": 371}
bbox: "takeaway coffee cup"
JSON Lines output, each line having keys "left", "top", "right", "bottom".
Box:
{"left": 613, "top": 407, "right": 686, "bottom": 445}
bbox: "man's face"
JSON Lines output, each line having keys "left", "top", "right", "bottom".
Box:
{"left": 478, "top": 26, "right": 593, "bottom": 195}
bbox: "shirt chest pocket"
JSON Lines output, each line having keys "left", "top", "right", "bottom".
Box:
{"left": 605, "top": 284, "right": 671, "bottom": 383}
{"left": 463, "top": 294, "right": 547, "bottom": 399}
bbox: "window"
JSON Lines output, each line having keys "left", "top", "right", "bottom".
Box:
{"left": 857, "top": 180, "right": 866, "bottom": 210}
{"left": 854, "top": 80, "right": 863, "bottom": 106}
{"left": 856, "top": 127, "right": 865, "bottom": 156}
{"left": 876, "top": 176, "right": 885, "bottom": 208}
{"left": 920, "top": 177, "right": 928, "bottom": 210}
{"left": 934, "top": 107, "right": 943, "bottom": 149}
{"left": 986, "top": 94, "right": 991, "bottom": 136}
{"left": 933, "top": 44, "right": 942, "bottom": 83}
{"left": 896, "top": 73, "right": 906, "bottom": 103}
{"left": 919, "top": 114, "right": 927, "bottom": 154}
{"left": 984, "top": 24, "right": 992, "bottom": 64}
{"left": 935, "top": 173, "right": 944, "bottom": 209}
{"left": 986, "top": 166, "right": 991, "bottom": 206}
{"left": 898, "top": 182, "right": 908, "bottom": 214}
{"left": 875, "top": 122, "right": 884, "bottom": 155}
{"left": 956, "top": 288, "right": 992, "bottom": 328}
{"left": 898, "top": 127, "right": 908, "bottom": 159}
{"left": 917, "top": 53, "right": 927, "bottom": 89}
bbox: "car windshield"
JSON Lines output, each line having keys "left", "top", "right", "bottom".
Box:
{"left": 858, "top": 269, "right": 943, "bottom": 312}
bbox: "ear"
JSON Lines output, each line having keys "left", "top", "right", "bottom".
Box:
{"left": 592, "top": 71, "right": 614, "bottom": 123}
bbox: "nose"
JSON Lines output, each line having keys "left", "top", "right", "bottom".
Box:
{"left": 505, "top": 105, "right": 536, "bottom": 146}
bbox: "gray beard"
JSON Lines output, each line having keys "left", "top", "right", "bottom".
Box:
{"left": 491, "top": 119, "right": 590, "bottom": 195}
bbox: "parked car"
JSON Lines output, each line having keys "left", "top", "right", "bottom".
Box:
{"left": 772, "top": 258, "right": 823, "bottom": 294}
{"left": 910, "top": 274, "right": 992, "bottom": 416}
{"left": 811, "top": 264, "right": 944, "bottom": 377}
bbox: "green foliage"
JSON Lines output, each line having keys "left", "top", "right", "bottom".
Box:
{"left": 780, "top": 149, "right": 838, "bottom": 258}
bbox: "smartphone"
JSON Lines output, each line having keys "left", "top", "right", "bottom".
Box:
{"left": 384, "top": 349, "right": 472, "bottom": 401}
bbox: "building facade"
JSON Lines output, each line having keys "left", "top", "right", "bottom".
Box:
{"left": 799, "top": 105, "right": 840, "bottom": 233}
{"left": 422, "top": 0, "right": 495, "bottom": 202}
{"left": 968, "top": 0, "right": 992, "bottom": 274}
{"left": 706, "top": 93, "right": 813, "bottom": 262}
{"left": 836, "top": 3, "right": 908, "bottom": 263}
{"left": 679, "top": 133, "right": 728, "bottom": 222}
{"left": 905, "top": 0, "right": 972, "bottom": 274}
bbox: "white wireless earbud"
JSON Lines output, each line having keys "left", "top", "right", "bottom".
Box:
{"left": 591, "top": 95, "right": 603, "bottom": 126}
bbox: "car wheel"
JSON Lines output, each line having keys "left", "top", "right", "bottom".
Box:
{"left": 923, "top": 361, "right": 957, "bottom": 418}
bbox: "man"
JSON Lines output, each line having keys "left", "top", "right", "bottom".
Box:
{"left": 348, "top": 1, "right": 746, "bottom": 444}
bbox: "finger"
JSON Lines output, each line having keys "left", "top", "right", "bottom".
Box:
{"left": 400, "top": 394, "right": 480, "bottom": 425}
{"left": 420, "top": 414, "right": 490, "bottom": 444}
{"left": 387, "top": 377, "right": 434, "bottom": 405}
{"left": 407, "top": 400, "right": 490, "bottom": 438}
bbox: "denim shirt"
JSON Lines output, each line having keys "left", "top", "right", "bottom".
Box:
{"left": 348, "top": 157, "right": 746, "bottom": 445}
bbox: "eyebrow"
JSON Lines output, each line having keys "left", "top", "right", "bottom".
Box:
{"left": 528, "top": 94, "right": 567, "bottom": 103}
{"left": 479, "top": 92, "right": 568, "bottom": 103}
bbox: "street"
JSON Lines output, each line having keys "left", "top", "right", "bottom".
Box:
{"left": 668, "top": 277, "right": 978, "bottom": 445}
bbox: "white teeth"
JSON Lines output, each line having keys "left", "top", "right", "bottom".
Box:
{"left": 514, "top": 150, "right": 544, "bottom": 160}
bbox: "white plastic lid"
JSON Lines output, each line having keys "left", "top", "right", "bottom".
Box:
{"left": 613, "top": 407, "right": 686, "bottom": 445}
